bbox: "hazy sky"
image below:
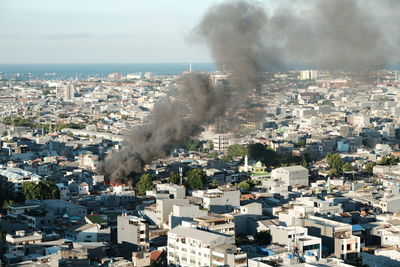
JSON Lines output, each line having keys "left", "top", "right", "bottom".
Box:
{"left": 0, "top": 0, "right": 231, "bottom": 64}
{"left": 0, "top": 0, "right": 397, "bottom": 64}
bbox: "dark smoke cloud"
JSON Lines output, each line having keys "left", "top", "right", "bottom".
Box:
{"left": 100, "top": 0, "right": 267, "bottom": 183}
{"left": 270, "top": 0, "right": 396, "bottom": 69}
{"left": 100, "top": 0, "right": 398, "bottom": 182}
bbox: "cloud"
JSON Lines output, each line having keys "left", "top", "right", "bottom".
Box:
{"left": 40, "top": 32, "right": 93, "bottom": 39}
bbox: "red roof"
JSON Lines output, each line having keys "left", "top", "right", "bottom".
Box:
{"left": 150, "top": 250, "right": 162, "bottom": 261}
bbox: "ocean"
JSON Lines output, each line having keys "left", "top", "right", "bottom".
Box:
{"left": 0, "top": 63, "right": 217, "bottom": 80}
{"left": 0, "top": 62, "right": 398, "bottom": 81}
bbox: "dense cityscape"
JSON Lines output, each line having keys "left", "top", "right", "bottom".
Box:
{"left": 1, "top": 0, "right": 400, "bottom": 267}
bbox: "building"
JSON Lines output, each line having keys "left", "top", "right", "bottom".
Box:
{"left": 269, "top": 226, "right": 322, "bottom": 259}
{"left": 193, "top": 215, "right": 235, "bottom": 236}
{"left": 301, "top": 216, "right": 360, "bottom": 260}
{"left": 167, "top": 224, "right": 246, "bottom": 267}
{"left": 156, "top": 198, "right": 189, "bottom": 227}
{"left": 117, "top": 215, "right": 149, "bottom": 250}
{"left": 63, "top": 83, "right": 75, "bottom": 101}
{"left": 299, "top": 70, "right": 318, "bottom": 80}
{"left": 213, "top": 134, "right": 234, "bottom": 151}
{"left": 199, "top": 188, "right": 240, "bottom": 213}
{"left": 271, "top": 166, "right": 309, "bottom": 186}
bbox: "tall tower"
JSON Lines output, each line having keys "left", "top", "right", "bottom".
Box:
{"left": 63, "top": 83, "right": 75, "bottom": 101}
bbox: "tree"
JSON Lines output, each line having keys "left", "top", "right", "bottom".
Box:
{"left": 168, "top": 172, "right": 180, "bottom": 185}
{"left": 247, "top": 143, "right": 267, "bottom": 162}
{"left": 22, "top": 181, "right": 60, "bottom": 200}
{"left": 238, "top": 180, "right": 251, "bottom": 191}
{"left": 378, "top": 156, "right": 389, "bottom": 165}
{"left": 209, "top": 179, "right": 219, "bottom": 188}
{"left": 184, "top": 139, "right": 201, "bottom": 151}
{"left": 2, "top": 200, "right": 15, "bottom": 211}
{"left": 136, "top": 174, "right": 154, "bottom": 195}
{"left": 326, "top": 153, "right": 343, "bottom": 170}
{"left": 254, "top": 230, "right": 271, "bottom": 245}
{"left": 227, "top": 144, "right": 247, "bottom": 158}
{"left": 326, "top": 153, "right": 343, "bottom": 174}
{"left": 343, "top": 162, "right": 353, "bottom": 172}
{"left": 365, "top": 162, "right": 376, "bottom": 174}
{"left": 187, "top": 169, "right": 207, "bottom": 190}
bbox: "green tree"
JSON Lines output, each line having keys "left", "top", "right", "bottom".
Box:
{"left": 168, "top": 172, "right": 180, "bottom": 185}
{"left": 187, "top": 169, "right": 207, "bottom": 190}
{"left": 343, "top": 162, "right": 353, "bottom": 172}
{"left": 389, "top": 155, "right": 399, "bottom": 166}
{"left": 326, "top": 153, "right": 343, "bottom": 174}
{"left": 207, "top": 151, "right": 219, "bottom": 159}
{"left": 227, "top": 144, "right": 247, "bottom": 158}
{"left": 254, "top": 230, "right": 271, "bottom": 245}
{"left": 136, "top": 174, "right": 154, "bottom": 195}
{"left": 209, "top": 178, "right": 219, "bottom": 188}
{"left": 247, "top": 143, "right": 267, "bottom": 162}
{"left": 378, "top": 156, "right": 389, "bottom": 165}
{"left": 184, "top": 139, "right": 201, "bottom": 151}
{"left": 365, "top": 162, "right": 376, "bottom": 174}
{"left": 22, "top": 181, "right": 60, "bottom": 200}
{"left": 2, "top": 200, "right": 15, "bottom": 211}
{"left": 238, "top": 180, "right": 251, "bottom": 191}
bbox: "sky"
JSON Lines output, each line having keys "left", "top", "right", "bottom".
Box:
{"left": 0, "top": 0, "right": 397, "bottom": 65}
{"left": 0, "top": 0, "right": 236, "bottom": 64}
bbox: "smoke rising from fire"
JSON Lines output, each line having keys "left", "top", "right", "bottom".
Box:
{"left": 100, "top": 0, "right": 398, "bottom": 182}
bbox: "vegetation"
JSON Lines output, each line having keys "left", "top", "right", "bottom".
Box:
{"left": 247, "top": 143, "right": 310, "bottom": 167}
{"left": 254, "top": 230, "right": 272, "bottom": 245}
{"left": 326, "top": 153, "right": 343, "bottom": 176}
{"left": 22, "top": 181, "right": 60, "bottom": 200}
{"left": 343, "top": 162, "right": 354, "bottom": 172}
{"left": 168, "top": 171, "right": 180, "bottom": 185}
{"left": 227, "top": 144, "right": 248, "bottom": 158}
{"left": 187, "top": 168, "right": 207, "bottom": 190}
{"left": 237, "top": 180, "right": 251, "bottom": 191}
{"left": 378, "top": 155, "right": 399, "bottom": 166}
{"left": 184, "top": 139, "right": 201, "bottom": 151}
{"left": 365, "top": 162, "right": 376, "bottom": 174}
{"left": 2, "top": 116, "right": 36, "bottom": 127}
{"left": 136, "top": 174, "right": 154, "bottom": 195}
{"left": 2, "top": 199, "right": 15, "bottom": 211}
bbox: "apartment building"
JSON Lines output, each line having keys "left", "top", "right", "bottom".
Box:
{"left": 167, "top": 224, "right": 246, "bottom": 267}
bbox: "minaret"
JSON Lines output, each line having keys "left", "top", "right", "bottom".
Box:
{"left": 244, "top": 154, "right": 248, "bottom": 172}
{"left": 189, "top": 60, "right": 192, "bottom": 72}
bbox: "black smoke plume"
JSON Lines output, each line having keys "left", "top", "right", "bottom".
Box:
{"left": 100, "top": 0, "right": 398, "bottom": 183}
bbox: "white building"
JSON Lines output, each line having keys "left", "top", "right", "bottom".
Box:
{"left": 213, "top": 134, "right": 234, "bottom": 151}
{"left": 167, "top": 224, "right": 246, "bottom": 267}
{"left": 271, "top": 166, "right": 309, "bottom": 186}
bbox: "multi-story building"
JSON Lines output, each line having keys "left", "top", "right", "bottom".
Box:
{"left": 271, "top": 165, "right": 309, "bottom": 186}
{"left": 167, "top": 224, "right": 246, "bottom": 267}
{"left": 194, "top": 215, "right": 235, "bottom": 236}
{"left": 117, "top": 215, "right": 149, "bottom": 250}
{"left": 301, "top": 216, "right": 360, "bottom": 260}
{"left": 156, "top": 198, "right": 189, "bottom": 227}
{"left": 213, "top": 134, "right": 234, "bottom": 151}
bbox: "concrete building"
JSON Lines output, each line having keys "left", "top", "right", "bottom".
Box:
{"left": 269, "top": 226, "right": 322, "bottom": 259}
{"left": 167, "top": 224, "right": 246, "bottom": 267}
{"left": 117, "top": 215, "right": 149, "bottom": 250}
{"left": 301, "top": 216, "right": 360, "bottom": 260}
{"left": 156, "top": 198, "right": 189, "bottom": 227}
{"left": 199, "top": 188, "right": 240, "bottom": 213}
{"left": 194, "top": 215, "right": 235, "bottom": 236}
{"left": 271, "top": 166, "right": 309, "bottom": 186}
{"left": 213, "top": 134, "right": 234, "bottom": 151}
{"left": 169, "top": 204, "right": 208, "bottom": 229}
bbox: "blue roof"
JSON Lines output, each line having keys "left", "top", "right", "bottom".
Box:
{"left": 352, "top": 224, "right": 364, "bottom": 231}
